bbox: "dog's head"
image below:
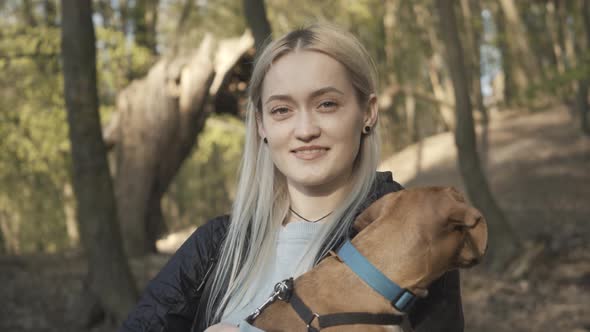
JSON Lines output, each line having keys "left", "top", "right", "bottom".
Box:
{"left": 351, "top": 187, "right": 488, "bottom": 290}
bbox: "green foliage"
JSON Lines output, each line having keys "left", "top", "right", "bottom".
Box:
{"left": 163, "top": 115, "right": 245, "bottom": 229}
{"left": 2, "top": 0, "right": 586, "bottom": 254}
{"left": 265, "top": 0, "right": 390, "bottom": 80}
{"left": 158, "top": 0, "right": 246, "bottom": 53}
{"left": 96, "top": 27, "right": 155, "bottom": 102}
{"left": 528, "top": 55, "right": 590, "bottom": 108}
{"left": 0, "top": 24, "right": 70, "bottom": 253}
{"left": 0, "top": 15, "right": 156, "bottom": 253}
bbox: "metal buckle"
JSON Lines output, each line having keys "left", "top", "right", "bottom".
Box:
{"left": 274, "top": 278, "right": 293, "bottom": 301}
{"left": 245, "top": 278, "right": 294, "bottom": 324}
{"left": 306, "top": 312, "right": 320, "bottom": 331}
{"left": 391, "top": 290, "right": 417, "bottom": 313}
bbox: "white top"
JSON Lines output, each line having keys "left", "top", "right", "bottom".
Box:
{"left": 220, "top": 221, "right": 325, "bottom": 331}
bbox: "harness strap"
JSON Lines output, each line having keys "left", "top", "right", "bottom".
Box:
{"left": 250, "top": 237, "right": 418, "bottom": 330}
{"left": 337, "top": 240, "right": 418, "bottom": 312}
{"left": 319, "top": 312, "right": 403, "bottom": 328}
{"left": 289, "top": 290, "right": 320, "bottom": 331}
{"left": 289, "top": 290, "right": 402, "bottom": 331}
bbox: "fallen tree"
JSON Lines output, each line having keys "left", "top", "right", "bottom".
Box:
{"left": 104, "top": 32, "right": 253, "bottom": 257}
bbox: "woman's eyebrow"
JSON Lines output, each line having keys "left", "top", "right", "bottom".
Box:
{"left": 265, "top": 94, "right": 295, "bottom": 105}
{"left": 309, "top": 86, "right": 345, "bottom": 99}
{"left": 264, "top": 86, "right": 345, "bottom": 105}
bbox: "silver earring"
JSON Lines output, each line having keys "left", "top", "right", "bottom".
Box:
{"left": 362, "top": 126, "right": 371, "bottom": 134}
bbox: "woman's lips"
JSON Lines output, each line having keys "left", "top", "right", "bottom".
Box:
{"left": 292, "top": 148, "right": 329, "bottom": 160}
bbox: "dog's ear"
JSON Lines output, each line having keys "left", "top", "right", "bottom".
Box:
{"left": 352, "top": 192, "right": 400, "bottom": 233}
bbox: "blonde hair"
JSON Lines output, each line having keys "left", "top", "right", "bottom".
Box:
{"left": 205, "top": 23, "right": 381, "bottom": 324}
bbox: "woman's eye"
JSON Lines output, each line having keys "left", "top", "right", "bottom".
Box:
{"left": 319, "top": 101, "right": 338, "bottom": 110}
{"left": 270, "top": 107, "right": 290, "bottom": 115}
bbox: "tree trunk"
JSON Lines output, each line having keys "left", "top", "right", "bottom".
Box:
{"left": 60, "top": 0, "right": 137, "bottom": 324}
{"left": 175, "top": 0, "right": 194, "bottom": 35}
{"left": 0, "top": 214, "right": 4, "bottom": 254}
{"left": 43, "top": 0, "right": 57, "bottom": 26}
{"left": 427, "top": 57, "right": 455, "bottom": 130}
{"left": 461, "top": 0, "right": 489, "bottom": 167}
{"left": 577, "top": 0, "right": 590, "bottom": 135}
{"left": 0, "top": 209, "right": 20, "bottom": 254}
{"left": 96, "top": 0, "right": 115, "bottom": 27}
{"left": 107, "top": 33, "right": 254, "bottom": 257}
{"left": 242, "top": 0, "right": 272, "bottom": 51}
{"left": 63, "top": 183, "right": 80, "bottom": 247}
{"left": 405, "top": 92, "right": 417, "bottom": 142}
{"left": 577, "top": 80, "right": 589, "bottom": 135}
{"left": 546, "top": 1, "right": 566, "bottom": 75}
{"left": 435, "top": 0, "right": 520, "bottom": 270}
{"left": 493, "top": 5, "right": 513, "bottom": 105}
{"left": 414, "top": 2, "right": 455, "bottom": 130}
{"left": 22, "top": 0, "right": 38, "bottom": 26}
{"left": 498, "top": 0, "right": 538, "bottom": 100}
{"left": 133, "top": 0, "right": 159, "bottom": 55}
{"left": 383, "top": 0, "right": 400, "bottom": 85}
{"left": 562, "top": 4, "right": 577, "bottom": 71}
{"left": 119, "top": 0, "right": 130, "bottom": 35}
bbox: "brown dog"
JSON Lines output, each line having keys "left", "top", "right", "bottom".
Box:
{"left": 251, "top": 187, "right": 488, "bottom": 331}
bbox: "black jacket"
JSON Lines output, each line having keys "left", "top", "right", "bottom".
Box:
{"left": 120, "top": 172, "right": 464, "bottom": 332}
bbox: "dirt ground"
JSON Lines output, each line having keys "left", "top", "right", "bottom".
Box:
{"left": 1, "top": 107, "right": 588, "bottom": 331}
{"left": 380, "top": 106, "right": 590, "bottom": 331}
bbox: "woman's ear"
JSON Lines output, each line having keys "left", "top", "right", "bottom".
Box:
{"left": 364, "top": 93, "right": 378, "bottom": 127}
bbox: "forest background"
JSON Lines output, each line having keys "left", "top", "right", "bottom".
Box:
{"left": 0, "top": 0, "right": 588, "bottom": 331}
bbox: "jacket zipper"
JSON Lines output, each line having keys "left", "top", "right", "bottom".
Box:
{"left": 196, "top": 255, "right": 217, "bottom": 294}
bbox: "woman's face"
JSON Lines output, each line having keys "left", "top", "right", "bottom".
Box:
{"left": 258, "top": 50, "right": 377, "bottom": 194}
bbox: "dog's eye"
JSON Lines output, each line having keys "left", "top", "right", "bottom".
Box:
{"left": 448, "top": 223, "right": 464, "bottom": 232}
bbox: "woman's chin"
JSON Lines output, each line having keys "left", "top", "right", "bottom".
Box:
{"left": 285, "top": 172, "right": 349, "bottom": 194}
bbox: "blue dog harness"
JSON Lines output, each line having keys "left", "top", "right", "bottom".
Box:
{"left": 337, "top": 239, "right": 418, "bottom": 312}
{"left": 246, "top": 239, "right": 417, "bottom": 331}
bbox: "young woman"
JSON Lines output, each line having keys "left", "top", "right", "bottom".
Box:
{"left": 120, "top": 23, "right": 463, "bottom": 332}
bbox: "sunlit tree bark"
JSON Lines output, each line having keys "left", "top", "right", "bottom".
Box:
{"left": 498, "top": 0, "right": 539, "bottom": 100}
{"left": 576, "top": 0, "right": 590, "bottom": 135}
{"left": 414, "top": 2, "right": 455, "bottom": 130}
{"left": 436, "top": 0, "right": 520, "bottom": 270}
{"left": 104, "top": 33, "right": 253, "bottom": 257}
{"left": 460, "top": 0, "right": 489, "bottom": 166}
{"left": 61, "top": 0, "right": 137, "bottom": 323}
{"left": 133, "top": 0, "right": 159, "bottom": 55}
{"left": 383, "top": 0, "right": 400, "bottom": 86}
{"left": 242, "top": 0, "right": 272, "bottom": 51}
{"left": 546, "top": 1, "right": 566, "bottom": 75}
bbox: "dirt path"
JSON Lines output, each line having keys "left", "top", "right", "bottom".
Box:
{"left": 1, "top": 107, "right": 588, "bottom": 331}
{"left": 380, "top": 106, "right": 590, "bottom": 331}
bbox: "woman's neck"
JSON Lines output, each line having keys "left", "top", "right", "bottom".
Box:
{"left": 285, "top": 175, "right": 354, "bottom": 224}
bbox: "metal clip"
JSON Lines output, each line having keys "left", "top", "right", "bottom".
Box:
{"left": 245, "top": 278, "right": 294, "bottom": 324}
{"left": 274, "top": 277, "right": 293, "bottom": 301}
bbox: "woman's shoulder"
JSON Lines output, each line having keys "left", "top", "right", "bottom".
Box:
{"left": 185, "top": 214, "right": 231, "bottom": 250}
{"left": 199, "top": 214, "right": 231, "bottom": 234}
{"left": 161, "top": 215, "right": 230, "bottom": 284}
{"left": 374, "top": 171, "right": 404, "bottom": 192}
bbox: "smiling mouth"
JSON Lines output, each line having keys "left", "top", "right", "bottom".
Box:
{"left": 292, "top": 148, "right": 329, "bottom": 160}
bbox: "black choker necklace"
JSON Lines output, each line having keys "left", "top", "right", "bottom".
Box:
{"left": 289, "top": 207, "right": 333, "bottom": 223}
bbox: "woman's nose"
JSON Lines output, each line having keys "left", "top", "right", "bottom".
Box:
{"left": 294, "top": 112, "right": 320, "bottom": 141}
